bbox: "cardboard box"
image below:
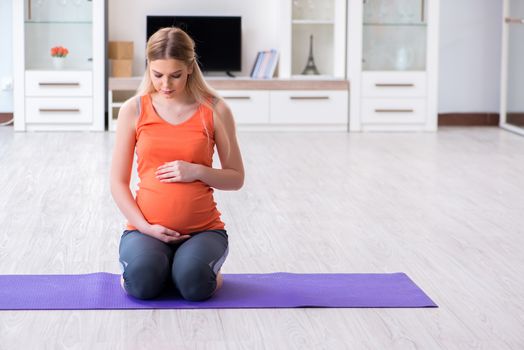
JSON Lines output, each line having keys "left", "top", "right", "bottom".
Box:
{"left": 108, "top": 41, "right": 134, "bottom": 60}
{"left": 110, "top": 59, "right": 133, "bottom": 77}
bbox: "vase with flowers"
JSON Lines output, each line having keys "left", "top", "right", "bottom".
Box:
{"left": 50, "top": 46, "right": 69, "bottom": 70}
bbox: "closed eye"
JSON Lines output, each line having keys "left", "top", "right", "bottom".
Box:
{"left": 152, "top": 69, "right": 183, "bottom": 78}
{"left": 153, "top": 74, "right": 182, "bottom": 79}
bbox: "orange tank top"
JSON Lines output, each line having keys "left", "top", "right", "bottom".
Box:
{"left": 126, "top": 94, "right": 225, "bottom": 235}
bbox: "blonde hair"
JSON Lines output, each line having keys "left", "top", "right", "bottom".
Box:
{"left": 137, "top": 27, "right": 230, "bottom": 157}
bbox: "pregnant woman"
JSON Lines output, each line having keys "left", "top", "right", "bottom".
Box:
{"left": 110, "top": 27, "right": 244, "bottom": 301}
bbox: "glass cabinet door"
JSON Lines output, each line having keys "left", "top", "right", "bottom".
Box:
{"left": 291, "top": 0, "right": 335, "bottom": 76}
{"left": 362, "top": 0, "right": 427, "bottom": 71}
{"left": 503, "top": 0, "right": 524, "bottom": 132}
{"left": 25, "top": 0, "right": 93, "bottom": 71}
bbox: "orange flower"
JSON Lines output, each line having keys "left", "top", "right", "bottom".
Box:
{"left": 50, "top": 46, "right": 69, "bottom": 57}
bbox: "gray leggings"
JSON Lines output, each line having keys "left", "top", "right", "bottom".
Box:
{"left": 119, "top": 229, "right": 229, "bottom": 301}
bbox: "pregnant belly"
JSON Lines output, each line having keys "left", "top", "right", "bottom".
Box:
{"left": 135, "top": 181, "right": 223, "bottom": 235}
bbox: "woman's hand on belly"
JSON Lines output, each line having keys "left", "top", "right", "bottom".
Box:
{"left": 142, "top": 223, "right": 191, "bottom": 244}
{"left": 155, "top": 160, "right": 203, "bottom": 183}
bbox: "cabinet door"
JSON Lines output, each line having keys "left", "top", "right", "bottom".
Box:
{"left": 281, "top": 0, "right": 346, "bottom": 78}
{"left": 26, "top": 97, "right": 93, "bottom": 124}
{"left": 269, "top": 90, "right": 347, "bottom": 124}
{"left": 361, "top": 98, "right": 426, "bottom": 124}
{"left": 362, "top": 0, "right": 428, "bottom": 71}
{"left": 361, "top": 72, "right": 426, "bottom": 97}
{"left": 24, "top": 0, "right": 93, "bottom": 71}
{"left": 220, "top": 90, "right": 270, "bottom": 125}
{"left": 25, "top": 71, "right": 93, "bottom": 97}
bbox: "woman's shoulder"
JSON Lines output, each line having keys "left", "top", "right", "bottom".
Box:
{"left": 117, "top": 95, "right": 144, "bottom": 127}
{"left": 120, "top": 95, "right": 147, "bottom": 117}
{"left": 212, "top": 96, "right": 233, "bottom": 120}
{"left": 121, "top": 95, "right": 143, "bottom": 114}
{"left": 210, "top": 96, "right": 236, "bottom": 134}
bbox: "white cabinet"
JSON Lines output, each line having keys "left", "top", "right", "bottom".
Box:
{"left": 269, "top": 91, "right": 347, "bottom": 124}
{"left": 361, "top": 72, "right": 426, "bottom": 98}
{"left": 108, "top": 89, "right": 135, "bottom": 132}
{"left": 25, "top": 97, "right": 93, "bottom": 124}
{"left": 13, "top": 0, "right": 105, "bottom": 131}
{"left": 108, "top": 78, "right": 348, "bottom": 132}
{"left": 360, "top": 71, "right": 427, "bottom": 127}
{"left": 348, "top": 0, "right": 439, "bottom": 131}
{"left": 221, "top": 91, "right": 270, "bottom": 125}
{"left": 223, "top": 89, "right": 348, "bottom": 127}
{"left": 279, "top": 0, "right": 347, "bottom": 78}
{"left": 361, "top": 98, "right": 426, "bottom": 125}
{"left": 230, "top": 89, "right": 348, "bottom": 131}
{"left": 24, "top": 71, "right": 93, "bottom": 125}
{"left": 25, "top": 71, "right": 93, "bottom": 97}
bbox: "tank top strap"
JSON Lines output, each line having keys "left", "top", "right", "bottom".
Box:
{"left": 135, "top": 94, "right": 156, "bottom": 129}
{"left": 135, "top": 95, "right": 141, "bottom": 116}
{"left": 200, "top": 99, "right": 216, "bottom": 139}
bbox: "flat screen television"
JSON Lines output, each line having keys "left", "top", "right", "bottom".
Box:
{"left": 146, "top": 15, "right": 241, "bottom": 73}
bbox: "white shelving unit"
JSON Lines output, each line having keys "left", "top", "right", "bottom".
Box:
{"left": 13, "top": 0, "right": 105, "bottom": 131}
{"left": 108, "top": 77, "right": 348, "bottom": 132}
{"left": 108, "top": 89, "right": 136, "bottom": 132}
{"left": 278, "top": 0, "right": 347, "bottom": 79}
{"left": 108, "top": 0, "right": 350, "bottom": 133}
{"left": 348, "top": 0, "right": 439, "bottom": 131}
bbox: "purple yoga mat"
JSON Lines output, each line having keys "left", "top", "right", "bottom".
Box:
{"left": 0, "top": 272, "right": 437, "bottom": 310}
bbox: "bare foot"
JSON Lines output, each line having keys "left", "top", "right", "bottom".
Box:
{"left": 214, "top": 271, "right": 223, "bottom": 294}
{"left": 120, "top": 275, "right": 126, "bottom": 291}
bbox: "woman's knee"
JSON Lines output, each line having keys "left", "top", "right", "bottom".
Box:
{"left": 122, "top": 252, "right": 170, "bottom": 300}
{"left": 172, "top": 258, "right": 217, "bottom": 301}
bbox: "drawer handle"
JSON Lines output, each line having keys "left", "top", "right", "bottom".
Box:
{"left": 224, "top": 96, "right": 251, "bottom": 100}
{"left": 39, "top": 82, "right": 81, "bottom": 87}
{"left": 505, "top": 17, "right": 524, "bottom": 24}
{"left": 290, "top": 96, "right": 330, "bottom": 100}
{"left": 375, "top": 109, "right": 414, "bottom": 113}
{"left": 39, "top": 108, "right": 81, "bottom": 113}
{"left": 375, "top": 83, "right": 414, "bottom": 87}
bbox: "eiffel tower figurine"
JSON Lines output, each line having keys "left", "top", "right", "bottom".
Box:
{"left": 301, "top": 34, "right": 320, "bottom": 75}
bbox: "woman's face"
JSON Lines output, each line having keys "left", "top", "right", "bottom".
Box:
{"left": 149, "top": 59, "right": 193, "bottom": 99}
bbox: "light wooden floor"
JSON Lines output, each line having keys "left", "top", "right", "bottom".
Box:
{"left": 0, "top": 126, "right": 523, "bottom": 349}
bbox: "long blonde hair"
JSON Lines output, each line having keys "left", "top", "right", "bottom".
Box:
{"left": 137, "top": 27, "right": 230, "bottom": 157}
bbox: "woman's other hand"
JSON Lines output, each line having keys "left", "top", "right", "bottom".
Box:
{"left": 144, "top": 223, "right": 191, "bottom": 244}
{"left": 155, "top": 160, "right": 202, "bottom": 183}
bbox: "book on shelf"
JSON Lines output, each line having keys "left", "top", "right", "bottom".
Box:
{"left": 249, "top": 51, "right": 262, "bottom": 78}
{"left": 250, "top": 49, "right": 279, "bottom": 79}
{"left": 265, "top": 50, "right": 279, "bottom": 79}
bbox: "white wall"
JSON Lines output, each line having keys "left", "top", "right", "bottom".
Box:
{"left": 0, "top": 0, "right": 13, "bottom": 112}
{"left": 438, "top": 0, "right": 502, "bottom": 113}
{"left": 108, "top": 0, "right": 278, "bottom": 78}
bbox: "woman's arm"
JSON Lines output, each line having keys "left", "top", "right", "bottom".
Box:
{"left": 197, "top": 99, "right": 245, "bottom": 190}
{"left": 109, "top": 98, "right": 152, "bottom": 233}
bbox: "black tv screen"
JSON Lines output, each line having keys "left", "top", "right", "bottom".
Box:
{"left": 146, "top": 16, "right": 241, "bottom": 72}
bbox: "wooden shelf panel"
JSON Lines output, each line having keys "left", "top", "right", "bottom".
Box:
{"left": 108, "top": 77, "right": 349, "bottom": 91}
